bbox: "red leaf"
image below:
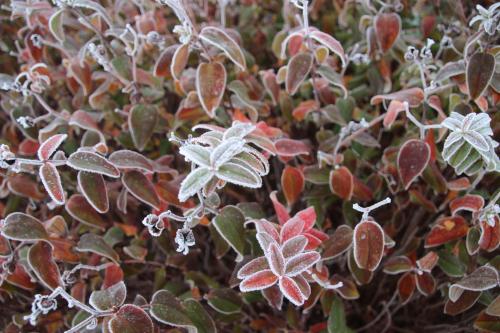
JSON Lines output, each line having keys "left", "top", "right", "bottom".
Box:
{"left": 397, "top": 139, "right": 430, "bottom": 190}
{"left": 281, "top": 235, "right": 308, "bottom": 258}
{"left": 329, "top": 166, "right": 354, "bottom": 201}
{"left": 397, "top": 273, "right": 416, "bottom": 304}
{"left": 292, "top": 100, "right": 319, "bottom": 121}
{"left": 275, "top": 139, "right": 310, "bottom": 157}
{"left": 425, "top": 216, "right": 469, "bottom": 248}
{"left": 374, "top": 13, "right": 401, "bottom": 52}
{"left": 40, "top": 162, "right": 65, "bottom": 205}
{"left": 353, "top": 220, "right": 384, "bottom": 271}
{"left": 295, "top": 206, "right": 317, "bottom": 231}
{"left": 449, "top": 195, "right": 485, "bottom": 215}
{"left": 286, "top": 52, "right": 313, "bottom": 95}
{"left": 383, "top": 100, "right": 405, "bottom": 128}
{"left": 479, "top": 218, "right": 500, "bottom": 252}
{"left": 196, "top": 61, "right": 227, "bottom": 118}
{"left": 279, "top": 276, "right": 305, "bottom": 306}
{"left": 352, "top": 177, "right": 374, "bottom": 202}
{"left": 281, "top": 166, "right": 304, "bottom": 206}
{"left": 285, "top": 251, "right": 320, "bottom": 276}
{"left": 416, "top": 272, "right": 436, "bottom": 296}
{"left": 371, "top": 88, "right": 425, "bottom": 107}
{"left": 280, "top": 217, "right": 305, "bottom": 243}
{"left": 154, "top": 44, "right": 178, "bottom": 78}
{"left": 237, "top": 257, "right": 269, "bottom": 279}
{"left": 270, "top": 191, "right": 290, "bottom": 225}
{"left": 266, "top": 243, "right": 285, "bottom": 276}
{"left": 27, "top": 241, "right": 62, "bottom": 290}
{"left": 416, "top": 251, "right": 439, "bottom": 272}
{"left": 240, "top": 270, "right": 278, "bottom": 292}
{"left": 262, "top": 284, "right": 283, "bottom": 310}
{"left": 447, "top": 177, "right": 471, "bottom": 191}
{"left": 38, "top": 134, "right": 67, "bottom": 161}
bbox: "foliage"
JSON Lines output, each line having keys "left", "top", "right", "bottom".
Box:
{"left": 0, "top": 0, "right": 498, "bottom": 332}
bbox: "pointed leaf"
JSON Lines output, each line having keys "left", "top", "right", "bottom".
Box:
{"left": 212, "top": 205, "right": 246, "bottom": 260}
{"left": 38, "top": 134, "right": 67, "bottom": 161}
{"left": 66, "top": 194, "right": 107, "bottom": 230}
{"left": 40, "top": 162, "right": 65, "bottom": 204}
{"left": 122, "top": 170, "right": 160, "bottom": 209}
{"left": 199, "top": 26, "right": 246, "bottom": 71}
{"left": 374, "top": 13, "right": 401, "bottom": 52}
{"left": 129, "top": 104, "right": 158, "bottom": 151}
{"left": 286, "top": 52, "right": 313, "bottom": 95}
{"left": 216, "top": 162, "right": 261, "bottom": 188}
{"left": 27, "top": 240, "right": 62, "bottom": 290}
{"left": 78, "top": 171, "right": 109, "bottom": 213}
{"left": 279, "top": 275, "right": 305, "bottom": 306}
{"left": 467, "top": 52, "right": 495, "bottom": 99}
{"left": 196, "top": 62, "right": 227, "bottom": 118}
{"left": 76, "top": 233, "right": 119, "bottom": 263}
{"left": 240, "top": 270, "right": 278, "bottom": 292}
{"left": 398, "top": 139, "right": 430, "bottom": 189}
{"left": 109, "top": 150, "right": 154, "bottom": 172}
{"left": 281, "top": 166, "right": 305, "bottom": 206}
{"left": 67, "top": 151, "right": 120, "bottom": 178}
{"left": 178, "top": 167, "right": 213, "bottom": 202}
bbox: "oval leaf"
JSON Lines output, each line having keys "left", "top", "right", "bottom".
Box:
{"left": 27, "top": 240, "right": 62, "bottom": 290}
{"left": 78, "top": 171, "right": 109, "bottom": 213}
{"left": 196, "top": 62, "right": 227, "bottom": 118}
{"left": 66, "top": 194, "right": 107, "bottom": 230}
{"left": 108, "top": 304, "right": 153, "bottom": 333}
{"left": 353, "top": 220, "right": 384, "bottom": 271}
{"left": 122, "top": 170, "right": 160, "bottom": 209}
{"left": 467, "top": 52, "right": 495, "bottom": 100}
{"left": 129, "top": 104, "right": 158, "bottom": 152}
{"left": 281, "top": 166, "right": 305, "bottom": 206}
{"left": 67, "top": 151, "right": 120, "bottom": 178}
{"left": 2, "top": 213, "right": 48, "bottom": 241}
{"left": 40, "top": 162, "right": 65, "bottom": 204}
{"left": 76, "top": 233, "right": 119, "bottom": 263}
{"left": 286, "top": 52, "right": 313, "bottom": 95}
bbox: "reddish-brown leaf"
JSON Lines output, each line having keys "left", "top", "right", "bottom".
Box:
{"left": 38, "top": 134, "right": 67, "bottom": 161}
{"left": 275, "top": 139, "right": 310, "bottom": 157}
{"left": 444, "top": 290, "right": 481, "bottom": 315}
{"left": 397, "top": 139, "right": 430, "bottom": 190}
{"left": 425, "top": 216, "right": 469, "bottom": 248}
{"left": 467, "top": 52, "right": 495, "bottom": 100}
{"left": 281, "top": 166, "right": 304, "bottom": 206}
{"left": 286, "top": 52, "right": 313, "bottom": 95}
{"left": 374, "top": 13, "right": 401, "bottom": 52}
{"left": 40, "top": 162, "right": 65, "bottom": 205}
{"left": 108, "top": 304, "right": 153, "bottom": 333}
{"left": 196, "top": 62, "right": 227, "bottom": 118}
{"left": 27, "top": 241, "right": 62, "bottom": 290}
{"left": 322, "top": 225, "right": 353, "bottom": 260}
{"left": 329, "top": 166, "right": 354, "bottom": 201}
{"left": 153, "top": 44, "right": 179, "bottom": 78}
{"left": 371, "top": 88, "right": 425, "bottom": 107}
{"left": 449, "top": 195, "right": 484, "bottom": 215}
{"left": 479, "top": 218, "right": 500, "bottom": 252}
{"left": 397, "top": 273, "right": 416, "bottom": 304}
{"left": 78, "top": 171, "right": 109, "bottom": 213}
{"left": 416, "top": 271, "right": 436, "bottom": 296}
{"left": 122, "top": 170, "right": 160, "bottom": 209}
{"left": 353, "top": 220, "right": 384, "bottom": 271}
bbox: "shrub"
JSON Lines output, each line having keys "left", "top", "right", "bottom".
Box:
{"left": 0, "top": 0, "right": 499, "bottom": 332}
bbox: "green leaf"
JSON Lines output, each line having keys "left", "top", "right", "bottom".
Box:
{"left": 316, "top": 65, "right": 348, "bottom": 97}
{"left": 49, "top": 8, "right": 65, "bottom": 43}
{"left": 76, "top": 233, "right": 119, "bottom": 263}
{"left": 183, "top": 299, "right": 217, "bottom": 333}
{"left": 327, "top": 295, "right": 354, "bottom": 333}
{"left": 65, "top": 194, "right": 107, "bottom": 230}
{"left": 205, "top": 288, "right": 243, "bottom": 314}
{"left": 149, "top": 290, "right": 195, "bottom": 330}
{"left": 78, "top": 171, "right": 109, "bottom": 213}
{"left": 129, "top": 104, "right": 158, "bottom": 151}
{"left": 122, "top": 170, "right": 160, "bottom": 209}
{"left": 438, "top": 249, "right": 466, "bottom": 277}
{"left": 178, "top": 167, "right": 214, "bottom": 202}
{"left": 212, "top": 205, "right": 246, "bottom": 261}
{"left": 216, "top": 162, "right": 261, "bottom": 188}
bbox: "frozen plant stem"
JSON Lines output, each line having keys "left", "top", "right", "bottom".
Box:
{"left": 353, "top": 197, "right": 392, "bottom": 220}
{"left": 403, "top": 102, "right": 441, "bottom": 139}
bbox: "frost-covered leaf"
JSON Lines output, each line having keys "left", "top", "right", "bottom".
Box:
{"left": 180, "top": 144, "right": 211, "bottom": 168}
{"left": 316, "top": 65, "right": 347, "bottom": 97}
{"left": 196, "top": 62, "right": 227, "bottom": 118}
{"left": 90, "top": 281, "right": 127, "bottom": 311}
{"left": 285, "top": 251, "right": 320, "bottom": 276}
{"left": 67, "top": 151, "right": 120, "bottom": 178}
{"left": 211, "top": 137, "right": 245, "bottom": 168}
{"left": 129, "top": 104, "right": 158, "bottom": 152}
{"left": 449, "top": 265, "right": 499, "bottom": 302}
{"left": 371, "top": 88, "right": 425, "bottom": 107}
{"left": 178, "top": 167, "right": 213, "bottom": 202}
{"left": 40, "top": 162, "right": 65, "bottom": 205}
{"left": 27, "top": 240, "right": 62, "bottom": 290}
{"left": 78, "top": 171, "right": 109, "bottom": 213}
{"left": 383, "top": 256, "right": 413, "bottom": 274}
{"left": 353, "top": 220, "right": 384, "bottom": 271}
{"left": 109, "top": 150, "right": 154, "bottom": 172}
{"left": 425, "top": 216, "right": 468, "bottom": 247}
{"left": 49, "top": 9, "right": 65, "bottom": 43}
{"left": 76, "top": 233, "right": 119, "bottom": 263}
{"left": 122, "top": 170, "right": 160, "bottom": 209}
{"left": 449, "top": 194, "right": 484, "bottom": 215}
{"left": 216, "top": 162, "right": 261, "bottom": 188}
{"left": 38, "top": 134, "right": 67, "bottom": 161}
{"left": 286, "top": 52, "right": 313, "bottom": 95}
{"left": 205, "top": 288, "right": 242, "bottom": 314}
{"left": 309, "top": 30, "right": 346, "bottom": 68}
{"left": 279, "top": 275, "right": 304, "bottom": 306}
{"left": 397, "top": 139, "right": 430, "bottom": 189}
{"left": 108, "top": 304, "right": 153, "bottom": 333}
{"left": 281, "top": 166, "right": 304, "bottom": 206}
{"left": 2, "top": 213, "right": 48, "bottom": 241}
{"left": 322, "top": 225, "right": 353, "bottom": 260}
{"left": 66, "top": 194, "right": 107, "bottom": 229}
{"left": 329, "top": 166, "right": 354, "bottom": 201}
{"left": 199, "top": 26, "right": 246, "bottom": 71}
